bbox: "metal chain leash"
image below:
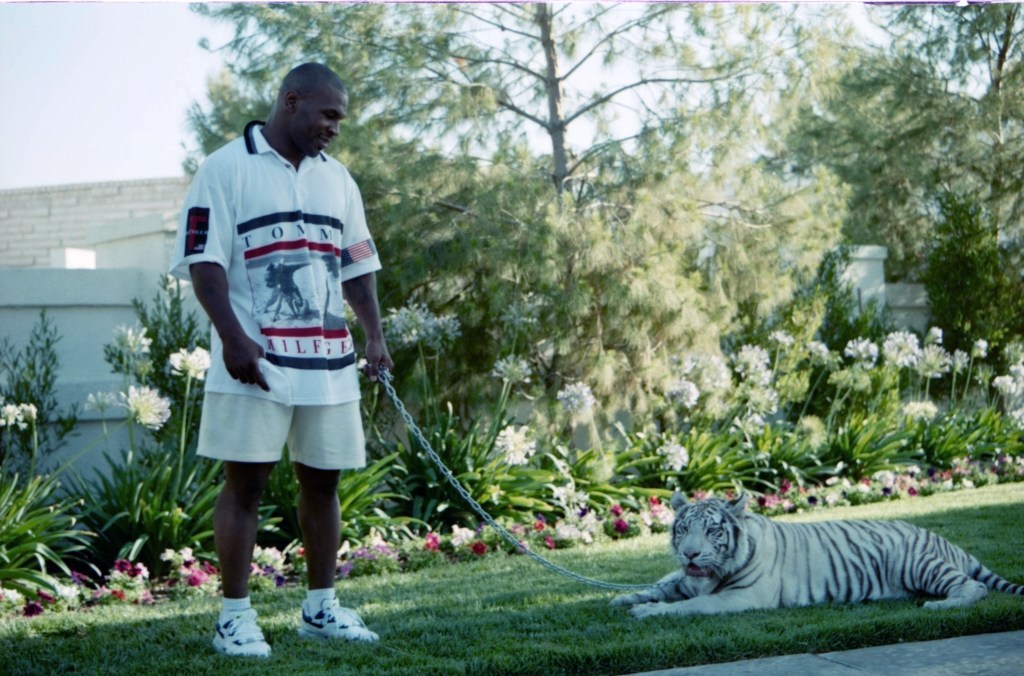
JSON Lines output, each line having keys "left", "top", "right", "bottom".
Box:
{"left": 376, "top": 367, "right": 651, "bottom": 592}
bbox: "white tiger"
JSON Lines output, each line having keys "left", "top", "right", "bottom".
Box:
{"left": 612, "top": 493, "right": 1023, "bottom": 617}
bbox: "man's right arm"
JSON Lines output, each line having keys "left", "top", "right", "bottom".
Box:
{"left": 190, "top": 262, "right": 269, "bottom": 391}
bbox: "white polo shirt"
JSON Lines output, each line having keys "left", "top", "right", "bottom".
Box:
{"left": 170, "top": 121, "right": 381, "bottom": 406}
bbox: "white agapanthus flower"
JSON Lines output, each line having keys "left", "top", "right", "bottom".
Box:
{"left": 499, "top": 293, "right": 542, "bottom": 330}
{"left": 658, "top": 442, "right": 690, "bottom": 472}
{"left": 951, "top": 350, "right": 970, "bottom": 373}
{"left": 666, "top": 378, "right": 700, "bottom": 409}
{"left": 169, "top": 346, "right": 211, "bottom": 381}
{"left": 972, "top": 339, "right": 989, "bottom": 359}
{"left": 926, "top": 327, "right": 944, "bottom": 346}
{"left": 806, "top": 341, "right": 834, "bottom": 366}
{"left": 557, "top": 382, "right": 596, "bottom": 415}
{"left": 383, "top": 302, "right": 461, "bottom": 352}
{"left": 916, "top": 345, "right": 951, "bottom": 379}
{"left": 18, "top": 403, "right": 37, "bottom": 424}
{"left": 85, "top": 391, "right": 120, "bottom": 414}
{"left": 0, "top": 403, "right": 25, "bottom": 430}
{"left": 882, "top": 331, "right": 921, "bottom": 369}
{"left": 491, "top": 355, "right": 533, "bottom": 385}
{"left": 122, "top": 385, "right": 172, "bottom": 430}
{"left": 844, "top": 338, "right": 878, "bottom": 366}
{"left": 494, "top": 425, "right": 536, "bottom": 466}
{"left": 732, "top": 412, "right": 766, "bottom": 437}
{"left": 994, "top": 375, "right": 1021, "bottom": 398}
{"left": 733, "top": 345, "right": 772, "bottom": 384}
{"left": 902, "top": 400, "right": 938, "bottom": 422}
{"left": 114, "top": 324, "right": 152, "bottom": 357}
{"left": 744, "top": 385, "right": 780, "bottom": 416}
{"left": 1009, "top": 408, "right": 1024, "bottom": 431}
{"left": 769, "top": 330, "right": 795, "bottom": 349}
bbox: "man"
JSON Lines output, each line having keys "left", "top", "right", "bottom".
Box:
{"left": 170, "top": 63, "right": 393, "bottom": 658}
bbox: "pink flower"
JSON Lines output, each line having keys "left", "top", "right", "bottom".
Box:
{"left": 113, "top": 559, "right": 133, "bottom": 574}
{"left": 610, "top": 504, "right": 624, "bottom": 517}
{"left": 613, "top": 518, "right": 630, "bottom": 534}
{"left": 649, "top": 496, "right": 661, "bottom": 506}
{"left": 471, "top": 541, "right": 488, "bottom": 556}
{"left": 544, "top": 535, "right": 556, "bottom": 550}
{"left": 36, "top": 590, "right": 55, "bottom": 605}
{"left": 138, "top": 590, "right": 155, "bottom": 605}
{"left": 908, "top": 486, "right": 919, "bottom": 497}
{"left": 780, "top": 479, "right": 792, "bottom": 495}
{"left": 187, "top": 569, "right": 209, "bottom": 587}
{"left": 425, "top": 533, "right": 440, "bottom": 551}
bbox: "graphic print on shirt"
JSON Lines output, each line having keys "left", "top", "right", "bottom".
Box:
{"left": 239, "top": 211, "right": 355, "bottom": 372}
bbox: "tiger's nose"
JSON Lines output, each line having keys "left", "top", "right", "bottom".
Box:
{"left": 683, "top": 548, "right": 700, "bottom": 561}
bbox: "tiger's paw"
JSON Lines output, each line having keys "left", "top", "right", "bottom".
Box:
{"left": 629, "top": 603, "right": 666, "bottom": 619}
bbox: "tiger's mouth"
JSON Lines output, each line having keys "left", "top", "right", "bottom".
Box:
{"left": 685, "top": 563, "right": 712, "bottom": 578}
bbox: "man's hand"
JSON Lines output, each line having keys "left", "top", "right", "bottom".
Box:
{"left": 361, "top": 337, "right": 394, "bottom": 383}
{"left": 223, "top": 333, "right": 270, "bottom": 391}
{"left": 190, "top": 262, "right": 270, "bottom": 392}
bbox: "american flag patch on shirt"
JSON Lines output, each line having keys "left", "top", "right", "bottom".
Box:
{"left": 341, "top": 239, "right": 376, "bottom": 267}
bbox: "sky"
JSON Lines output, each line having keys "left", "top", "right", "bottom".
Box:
{"left": 0, "top": 1, "right": 891, "bottom": 193}
{"left": 0, "top": 2, "right": 234, "bottom": 190}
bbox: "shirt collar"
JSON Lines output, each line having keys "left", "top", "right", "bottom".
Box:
{"left": 243, "top": 120, "right": 327, "bottom": 165}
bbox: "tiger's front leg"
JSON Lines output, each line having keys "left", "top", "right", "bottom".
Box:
{"left": 611, "top": 570, "right": 695, "bottom": 607}
{"left": 629, "top": 590, "right": 767, "bottom": 617}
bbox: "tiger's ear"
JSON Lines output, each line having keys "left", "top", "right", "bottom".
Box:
{"left": 670, "top": 491, "right": 688, "bottom": 512}
{"left": 727, "top": 494, "right": 749, "bottom": 515}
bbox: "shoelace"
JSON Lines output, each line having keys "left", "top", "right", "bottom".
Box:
{"left": 222, "top": 610, "right": 266, "bottom": 643}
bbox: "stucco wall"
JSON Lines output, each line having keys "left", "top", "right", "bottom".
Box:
{"left": 0, "top": 267, "right": 205, "bottom": 477}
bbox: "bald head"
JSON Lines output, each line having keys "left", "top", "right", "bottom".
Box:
{"left": 263, "top": 63, "right": 349, "bottom": 169}
{"left": 279, "top": 63, "right": 347, "bottom": 100}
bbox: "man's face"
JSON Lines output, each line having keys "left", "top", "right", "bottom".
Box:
{"left": 288, "top": 86, "right": 348, "bottom": 158}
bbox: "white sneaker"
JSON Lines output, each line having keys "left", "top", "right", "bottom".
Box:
{"left": 212, "top": 608, "right": 272, "bottom": 657}
{"left": 298, "top": 598, "right": 379, "bottom": 642}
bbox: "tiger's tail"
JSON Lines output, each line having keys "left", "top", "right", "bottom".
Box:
{"left": 972, "top": 564, "right": 1024, "bottom": 595}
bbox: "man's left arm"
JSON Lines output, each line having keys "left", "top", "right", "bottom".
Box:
{"left": 342, "top": 272, "right": 393, "bottom": 382}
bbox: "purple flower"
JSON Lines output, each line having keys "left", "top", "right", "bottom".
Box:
{"left": 70, "top": 571, "right": 89, "bottom": 586}
{"left": 613, "top": 518, "right": 630, "bottom": 534}
{"left": 23, "top": 601, "right": 44, "bottom": 617}
{"left": 808, "top": 496, "right": 819, "bottom": 506}
{"left": 337, "top": 562, "right": 354, "bottom": 579}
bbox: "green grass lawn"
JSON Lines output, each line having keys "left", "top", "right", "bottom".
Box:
{"left": 3, "top": 483, "right": 1022, "bottom": 676}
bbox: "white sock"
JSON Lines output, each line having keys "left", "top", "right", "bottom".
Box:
{"left": 221, "top": 596, "right": 251, "bottom": 618}
{"left": 305, "top": 587, "right": 336, "bottom": 609}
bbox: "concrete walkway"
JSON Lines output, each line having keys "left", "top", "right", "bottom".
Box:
{"left": 628, "top": 630, "right": 1024, "bottom": 675}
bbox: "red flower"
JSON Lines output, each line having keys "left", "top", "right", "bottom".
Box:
{"left": 471, "top": 541, "right": 488, "bottom": 556}
{"left": 908, "top": 486, "right": 919, "bottom": 497}
{"left": 613, "top": 518, "right": 630, "bottom": 534}
{"left": 111, "top": 590, "right": 126, "bottom": 601}
{"left": 610, "top": 504, "right": 624, "bottom": 517}
{"left": 113, "top": 559, "right": 133, "bottom": 574}
{"left": 23, "top": 601, "right": 44, "bottom": 617}
{"left": 36, "top": 590, "right": 55, "bottom": 605}
{"left": 533, "top": 519, "right": 546, "bottom": 531}
{"left": 425, "top": 533, "right": 440, "bottom": 552}
{"left": 544, "top": 535, "right": 556, "bottom": 550}
{"left": 202, "top": 561, "right": 219, "bottom": 575}
{"left": 649, "top": 496, "right": 661, "bottom": 506}
{"left": 780, "top": 479, "right": 792, "bottom": 495}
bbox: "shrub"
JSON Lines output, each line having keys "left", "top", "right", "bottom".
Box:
{"left": 0, "top": 471, "right": 92, "bottom": 596}
{"left": 0, "top": 312, "right": 77, "bottom": 476}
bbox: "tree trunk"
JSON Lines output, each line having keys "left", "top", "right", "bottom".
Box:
{"left": 536, "top": 3, "right": 569, "bottom": 194}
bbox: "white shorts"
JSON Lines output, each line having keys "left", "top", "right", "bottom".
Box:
{"left": 196, "top": 393, "right": 366, "bottom": 470}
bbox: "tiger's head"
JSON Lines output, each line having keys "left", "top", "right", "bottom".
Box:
{"left": 669, "top": 493, "right": 750, "bottom": 580}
